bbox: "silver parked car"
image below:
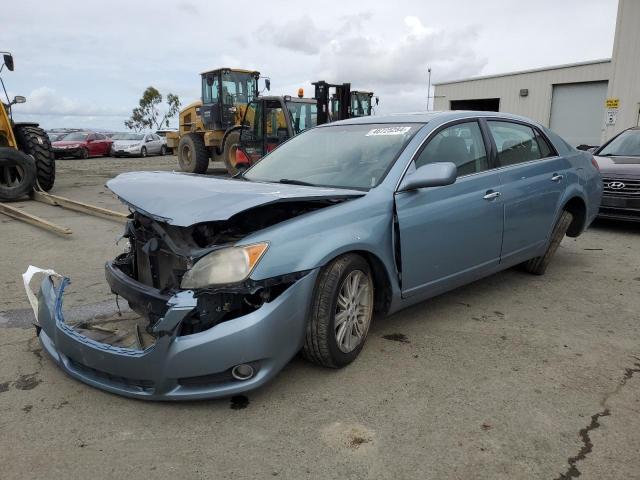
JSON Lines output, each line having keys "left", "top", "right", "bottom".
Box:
{"left": 111, "top": 132, "right": 168, "bottom": 157}
{"left": 29, "top": 111, "right": 602, "bottom": 400}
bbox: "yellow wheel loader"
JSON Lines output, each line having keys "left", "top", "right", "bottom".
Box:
{"left": 166, "top": 68, "right": 269, "bottom": 175}
{"left": 0, "top": 52, "right": 55, "bottom": 201}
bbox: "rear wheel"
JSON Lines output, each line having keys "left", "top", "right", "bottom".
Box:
{"left": 302, "top": 254, "right": 374, "bottom": 368}
{"left": 178, "top": 133, "right": 209, "bottom": 174}
{"left": 14, "top": 125, "right": 56, "bottom": 191}
{"left": 0, "top": 149, "right": 37, "bottom": 201}
{"left": 223, "top": 130, "right": 241, "bottom": 175}
{"left": 160, "top": 145, "right": 167, "bottom": 156}
{"left": 523, "top": 210, "right": 573, "bottom": 275}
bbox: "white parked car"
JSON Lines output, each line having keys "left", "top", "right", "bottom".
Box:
{"left": 111, "top": 132, "right": 168, "bottom": 157}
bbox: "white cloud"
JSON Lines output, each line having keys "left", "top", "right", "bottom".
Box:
{"left": 13, "top": 87, "right": 127, "bottom": 117}
{"left": 257, "top": 16, "right": 331, "bottom": 54}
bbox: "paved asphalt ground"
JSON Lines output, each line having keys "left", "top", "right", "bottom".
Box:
{"left": 1, "top": 156, "right": 639, "bottom": 479}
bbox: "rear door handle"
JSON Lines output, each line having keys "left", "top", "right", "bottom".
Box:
{"left": 551, "top": 174, "right": 564, "bottom": 182}
{"left": 483, "top": 191, "right": 501, "bottom": 201}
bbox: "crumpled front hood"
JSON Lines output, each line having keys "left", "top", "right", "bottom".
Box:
{"left": 106, "top": 171, "right": 364, "bottom": 226}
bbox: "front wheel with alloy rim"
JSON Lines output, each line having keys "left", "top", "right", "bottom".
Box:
{"left": 78, "top": 147, "right": 89, "bottom": 160}
{"left": 140, "top": 146, "right": 147, "bottom": 158}
{"left": 178, "top": 133, "right": 209, "bottom": 174}
{"left": 303, "top": 254, "right": 374, "bottom": 368}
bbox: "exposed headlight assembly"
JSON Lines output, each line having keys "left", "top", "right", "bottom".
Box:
{"left": 180, "top": 242, "right": 269, "bottom": 289}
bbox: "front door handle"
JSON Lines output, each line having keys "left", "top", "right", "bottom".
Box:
{"left": 551, "top": 174, "right": 564, "bottom": 182}
{"left": 483, "top": 191, "right": 501, "bottom": 201}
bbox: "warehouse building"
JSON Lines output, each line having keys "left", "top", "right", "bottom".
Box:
{"left": 434, "top": 0, "right": 639, "bottom": 147}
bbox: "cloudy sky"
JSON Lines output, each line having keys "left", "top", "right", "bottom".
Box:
{"left": 1, "top": 0, "right": 618, "bottom": 131}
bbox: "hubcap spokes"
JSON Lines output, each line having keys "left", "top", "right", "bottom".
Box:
{"left": 335, "top": 270, "right": 373, "bottom": 353}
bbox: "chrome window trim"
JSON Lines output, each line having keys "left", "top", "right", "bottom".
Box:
{"left": 394, "top": 115, "right": 485, "bottom": 192}
{"left": 394, "top": 115, "right": 561, "bottom": 192}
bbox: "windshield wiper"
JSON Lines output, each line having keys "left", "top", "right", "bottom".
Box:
{"left": 277, "top": 178, "right": 316, "bottom": 186}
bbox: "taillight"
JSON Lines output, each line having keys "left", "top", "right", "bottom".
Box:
{"left": 235, "top": 148, "right": 250, "bottom": 166}
{"left": 591, "top": 156, "right": 600, "bottom": 172}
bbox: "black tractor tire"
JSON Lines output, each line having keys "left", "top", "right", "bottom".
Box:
{"left": 223, "top": 130, "right": 241, "bottom": 176}
{"left": 160, "top": 145, "right": 167, "bottom": 156}
{"left": 523, "top": 210, "right": 573, "bottom": 275}
{"left": 0, "top": 149, "right": 37, "bottom": 201}
{"left": 140, "top": 146, "right": 147, "bottom": 158}
{"left": 13, "top": 125, "right": 56, "bottom": 191}
{"left": 178, "top": 133, "right": 209, "bottom": 174}
{"left": 78, "top": 148, "right": 89, "bottom": 160}
{"left": 302, "top": 254, "right": 374, "bottom": 368}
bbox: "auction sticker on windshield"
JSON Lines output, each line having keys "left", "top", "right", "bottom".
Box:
{"left": 366, "top": 126, "right": 412, "bottom": 136}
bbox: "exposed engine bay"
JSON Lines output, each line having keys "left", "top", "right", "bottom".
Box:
{"left": 109, "top": 199, "right": 347, "bottom": 337}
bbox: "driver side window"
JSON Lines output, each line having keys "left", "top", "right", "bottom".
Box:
{"left": 414, "top": 121, "right": 488, "bottom": 176}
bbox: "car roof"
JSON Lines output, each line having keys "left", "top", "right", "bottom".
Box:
{"left": 324, "top": 110, "right": 544, "bottom": 126}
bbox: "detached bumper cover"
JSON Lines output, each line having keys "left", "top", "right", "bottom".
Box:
{"left": 36, "top": 269, "right": 318, "bottom": 400}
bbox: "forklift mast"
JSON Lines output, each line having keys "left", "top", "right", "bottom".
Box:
{"left": 312, "top": 80, "right": 351, "bottom": 124}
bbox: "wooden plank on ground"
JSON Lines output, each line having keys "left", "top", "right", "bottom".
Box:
{"left": 32, "top": 190, "right": 128, "bottom": 222}
{"left": 0, "top": 202, "right": 72, "bottom": 235}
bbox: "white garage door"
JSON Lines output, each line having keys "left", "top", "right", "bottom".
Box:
{"left": 549, "top": 81, "right": 608, "bottom": 147}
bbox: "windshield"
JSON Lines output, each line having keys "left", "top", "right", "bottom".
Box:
{"left": 62, "top": 132, "right": 89, "bottom": 141}
{"left": 111, "top": 133, "right": 144, "bottom": 140}
{"left": 286, "top": 102, "right": 318, "bottom": 134}
{"left": 244, "top": 123, "right": 421, "bottom": 190}
{"left": 598, "top": 129, "right": 640, "bottom": 156}
{"left": 221, "top": 71, "right": 257, "bottom": 105}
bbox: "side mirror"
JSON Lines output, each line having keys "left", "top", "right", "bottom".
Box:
{"left": 398, "top": 162, "right": 457, "bottom": 191}
{"left": 3, "top": 54, "right": 14, "bottom": 72}
{"left": 265, "top": 79, "right": 271, "bottom": 91}
{"left": 11, "top": 95, "right": 26, "bottom": 105}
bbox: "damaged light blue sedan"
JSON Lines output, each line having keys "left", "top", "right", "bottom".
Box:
{"left": 32, "top": 112, "right": 602, "bottom": 400}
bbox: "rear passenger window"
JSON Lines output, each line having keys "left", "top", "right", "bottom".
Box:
{"left": 487, "top": 121, "right": 554, "bottom": 167}
{"left": 414, "top": 121, "right": 488, "bottom": 176}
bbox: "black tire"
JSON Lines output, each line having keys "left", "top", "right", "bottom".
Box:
{"left": 303, "top": 254, "right": 374, "bottom": 368}
{"left": 0, "top": 149, "right": 37, "bottom": 201}
{"left": 160, "top": 145, "right": 167, "bottom": 156}
{"left": 78, "top": 147, "right": 89, "bottom": 160}
{"left": 13, "top": 125, "right": 56, "bottom": 191}
{"left": 523, "top": 210, "right": 573, "bottom": 275}
{"left": 178, "top": 133, "right": 208, "bottom": 174}
{"left": 223, "top": 130, "right": 241, "bottom": 175}
{"left": 140, "top": 146, "right": 147, "bottom": 158}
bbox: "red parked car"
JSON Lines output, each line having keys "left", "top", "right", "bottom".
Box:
{"left": 52, "top": 131, "right": 113, "bottom": 159}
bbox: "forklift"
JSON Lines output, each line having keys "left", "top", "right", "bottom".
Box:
{"left": 235, "top": 92, "right": 318, "bottom": 167}
{"left": 234, "top": 81, "right": 378, "bottom": 168}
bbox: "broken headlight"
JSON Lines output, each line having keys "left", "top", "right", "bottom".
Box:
{"left": 180, "top": 242, "right": 269, "bottom": 289}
